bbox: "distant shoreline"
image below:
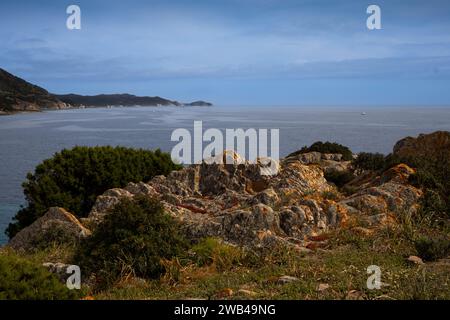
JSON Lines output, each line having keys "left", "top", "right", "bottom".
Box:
{"left": 0, "top": 103, "right": 213, "bottom": 116}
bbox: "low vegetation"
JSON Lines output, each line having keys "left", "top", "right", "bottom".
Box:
{"left": 353, "top": 152, "right": 386, "bottom": 172}
{"left": 6, "top": 146, "right": 180, "bottom": 238}
{"left": 0, "top": 250, "right": 79, "bottom": 300}
{"left": 94, "top": 228, "right": 449, "bottom": 300}
{"left": 3, "top": 206, "right": 448, "bottom": 300}
{"left": 74, "top": 196, "right": 189, "bottom": 290}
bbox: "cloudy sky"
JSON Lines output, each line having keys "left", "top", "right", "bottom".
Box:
{"left": 1, "top": 0, "right": 450, "bottom": 105}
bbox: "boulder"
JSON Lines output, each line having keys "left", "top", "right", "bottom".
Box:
{"left": 297, "top": 152, "right": 322, "bottom": 164}
{"left": 8, "top": 207, "right": 91, "bottom": 252}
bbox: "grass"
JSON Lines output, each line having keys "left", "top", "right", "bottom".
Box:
{"left": 94, "top": 228, "right": 449, "bottom": 300}
{"left": 2, "top": 214, "right": 449, "bottom": 300}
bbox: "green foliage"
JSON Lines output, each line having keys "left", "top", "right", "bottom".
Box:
{"left": 324, "top": 170, "right": 355, "bottom": 188}
{"left": 414, "top": 235, "right": 450, "bottom": 262}
{"left": 75, "top": 196, "right": 188, "bottom": 289}
{"left": 289, "top": 141, "right": 353, "bottom": 161}
{"left": 29, "top": 223, "right": 80, "bottom": 251}
{"left": 190, "top": 238, "right": 243, "bottom": 271}
{"left": 7, "top": 146, "right": 180, "bottom": 238}
{"left": 0, "top": 252, "right": 79, "bottom": 300}
{"left": 403, "top": 152, "right": 449, "bottom": 223}
{"left": 353, "top": 152, "right": 386, "bottom": 171}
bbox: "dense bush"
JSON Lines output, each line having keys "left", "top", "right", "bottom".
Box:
{"left": 74, "top": 196, "right": 188, "bottom": 288}
{"left": 353, "top": 152, "right": 386, "bottom": 171}
{"left": 288, "top": 141, "right": 353, "bottom": 161}
{"left": 324, "top": 169, "right": 355, "bottom": 188}
{"left": 0, "top": 252, "right": 78, "bottom": 300}
{"left": 7, "top": 146, "right": 180, "bottom": 238}
{"left": 404, "top": 151, "right": 449, "bottom": 223}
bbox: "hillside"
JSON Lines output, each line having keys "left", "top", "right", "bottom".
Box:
{"left": 55, "top": 93, "right": 181, "bottom": 107}
{"left": 0, "top": 68, "right": 213, "bottom": 113}
{"left": 0, "top": 68, "right": 68, "bottom": 113}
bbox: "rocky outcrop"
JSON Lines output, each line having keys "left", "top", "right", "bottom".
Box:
{"left": 85, "top": 153, "right": 338, "bottom": 248}
{"left": 8, "top": 146, "right": 424, "bottom": 252}
{"left": 10, "top": 130, "right": 435, "bottom": 253}
{"left": 84, "top": 150, "right": 421, "bottom": 249}
{"left": 8, "top": 207, "right": 91, "bottom": 251}
{"left": 284, "top": 152, "right": 351, "bottom": 173}
{"left": 340, "top": 164, "right": 422, "bottom": 226}
{"left": 393, "top": 131, "right": 450, "bottom": 161}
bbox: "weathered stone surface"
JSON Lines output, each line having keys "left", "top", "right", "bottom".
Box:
{"left": 8, "top": 207, "right": 91, "bottom": 251}
{"left": 322, "top": 160, "right": 352, "bottom": 174}
{"left": 88, "top": 188, "right": 134, "bottom": 222}
{"left": 83, "top": 149, "right": 422, "bottom": 249}
{"left": 340, "top": 164, "right": 421, "bottom": 221}
{"left": 322, "top": 153, "right": 343, "bottom": 161}
{"left": 393, "top": 131, "right": 450, "bottom": 160}
{"left": 84, "top": 151, "right": 340, "bottom": 248}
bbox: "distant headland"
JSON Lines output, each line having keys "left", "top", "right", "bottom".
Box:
{"left": 0, "top": 68, "right": 212, "bottom": 114}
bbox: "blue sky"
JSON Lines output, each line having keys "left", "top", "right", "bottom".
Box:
{"left": 1, "top": 0, "right": 450, "bottom": 105}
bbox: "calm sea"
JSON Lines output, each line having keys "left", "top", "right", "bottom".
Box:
{"left": 1, "top": 106, "right": 450, "bottom": 244}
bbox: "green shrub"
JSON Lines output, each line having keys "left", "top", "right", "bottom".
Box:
{"left": 414, "top": 235, "right": 450, "bottom": 262}
{"left": 190, "top": 238, "right": 243, "bottom": 271}
{"left": 0, "top": 252, "right": 79, "bottom": 300}
{"left": 324, "top": 170, "right": 355, "bottom": 188}
{"left": 7, "top": 146, "right": 180, "bottom": 238}
{"left": 288, "top": 141, "right": 353, "bottom": 161}
{"left": 29, "top": 223, "right": 80, "bottom": 251}
{"left": 353, "top": 152, "right": 386, "bottom": 171}
{"left": 75, "top": 196, "right": 188, "bottom": 288}
{"left": 406, "top": 154, "right": 449, "bottom": 223}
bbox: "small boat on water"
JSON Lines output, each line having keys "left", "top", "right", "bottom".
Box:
{"left": 361, "top": 112, "right": 367, "bottom": 115}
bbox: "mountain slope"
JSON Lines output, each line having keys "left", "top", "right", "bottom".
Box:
{"left": 55, "top": 93, "right": 181, "bottom": 107}
{"left": 0, "top": 67, "right": 213, "bottom": 113}
{"left": 0, "top": 68, "right": 67, "bottom": 113}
